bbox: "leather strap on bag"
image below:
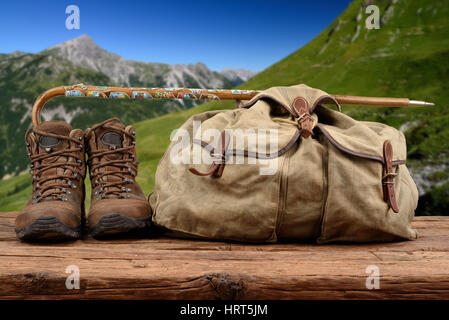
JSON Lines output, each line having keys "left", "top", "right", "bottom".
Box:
{"left": 189, "top": 131, "right": 230, "bottom": 178}
{"left": 292, "top": 97, "right": 314, "bottom": 138}
{"left": 382, "top": 140, "right": 399, "bottom": 213}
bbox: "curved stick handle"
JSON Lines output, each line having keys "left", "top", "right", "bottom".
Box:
{"left": 32, "top": 86, "right": 66, "bottom": 128}
{"left": 31, "top": 84, "right": 433, "bottom": 128}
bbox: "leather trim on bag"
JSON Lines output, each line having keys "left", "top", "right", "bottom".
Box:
{"left": 311, "top": 95, "right": 342, "bottom": 112}
{"left": 316, "top": 124, "right": 406, "bottom": 166}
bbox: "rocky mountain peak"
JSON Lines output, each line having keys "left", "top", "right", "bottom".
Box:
{"left": 9, "top": 51, "right": 28, "bottom": 58}
{"left": 49, "top": 34, "right": 101, "bottom": 53}
{"left": 62, "top": 34, "right": 95, "bottom": 46}
{"left": 220, "top": 68, "right": 256, "bottom": 85}
{"left": 42, "top": 35, "right": 255, "bottom": 87}
{"left": 45, "top": 34, "right": 125, "bottom": 76}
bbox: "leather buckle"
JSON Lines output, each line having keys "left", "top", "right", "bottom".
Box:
{"left": 382, "top": 140, "right": 399, "bottom": 213}
{"left": 189, "top": 131, "right": 230, "bottom": 178}
{"left": 292, "top": 97, "right": 314, "bottom": 138}
{"left": 210, "top": 153, "right": 227, "bottom": 164}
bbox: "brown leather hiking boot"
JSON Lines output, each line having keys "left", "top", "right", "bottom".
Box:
{"left": 15, "top": 121, "right": 86, "bottom": 240}
{"left": 85, "top": 118, "right": 151, "bottom": 238}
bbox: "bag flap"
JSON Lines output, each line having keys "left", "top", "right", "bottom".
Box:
{"left": 315, "top": 105, "right": 407, "bottom": 163}
{"left": 239, "top": 83, "right": 341, "bottom": 115}
{"left": 193, "top": 100, "right": 300, "bottom": 159}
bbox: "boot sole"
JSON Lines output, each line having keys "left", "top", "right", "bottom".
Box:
{"left": 90, "top": 213, "right": 151, "bottom": 239}
{"left": 15, "top": 216, "right": 80, "bottom": 241}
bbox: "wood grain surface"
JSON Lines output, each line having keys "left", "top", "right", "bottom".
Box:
{"left": 0, "top": 212, "right": 448, "bottom": 300}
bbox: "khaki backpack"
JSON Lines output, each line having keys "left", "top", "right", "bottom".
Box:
{"left": 149, "top": 84, "right": 418, "bottom": 243}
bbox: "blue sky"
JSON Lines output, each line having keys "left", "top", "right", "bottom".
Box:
{"left": 0, "top": 0, "right": 352, "bottom": 72}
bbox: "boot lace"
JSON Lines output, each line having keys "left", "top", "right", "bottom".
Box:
{"left": 86, "top": 118, "right": 137, "bottom": 200}
{"left": 26, "top": 129, "right": 84, "bottom": 204}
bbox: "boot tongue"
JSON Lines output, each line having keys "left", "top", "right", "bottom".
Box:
{"left": 36, "top": 121, "right": 72, "bottom": 161}
{"left": 96, "top": 120, "right": 126, "bottom": 161}
{"left": 37, "top": 121, "right": 72, "bottom": 137}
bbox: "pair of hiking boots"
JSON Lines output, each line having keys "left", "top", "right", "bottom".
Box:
{"left": 15, "top": 118, "right": 152, "bottom": 241}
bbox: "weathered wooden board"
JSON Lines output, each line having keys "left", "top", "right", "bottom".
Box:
{"left": 0, "top": 212, "right": 448, "bottom": 300}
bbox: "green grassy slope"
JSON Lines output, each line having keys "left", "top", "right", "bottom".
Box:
{"left": 1, "top": 0, "right": 448, "bottom": 214}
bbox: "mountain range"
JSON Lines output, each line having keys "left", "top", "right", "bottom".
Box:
{"left": 45, "top": 34, "right": 255, "bottom": 88}
{"left": 0, "top": 0, "right": 448, "bottom": 215}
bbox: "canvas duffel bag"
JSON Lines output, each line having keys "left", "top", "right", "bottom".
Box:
{"left": 149, "top": 84, "right": 419, "bottom": 243}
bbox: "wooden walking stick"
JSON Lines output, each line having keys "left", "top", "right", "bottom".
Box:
{"left": 31, "top": 84, "right": 434, "bottom": 127}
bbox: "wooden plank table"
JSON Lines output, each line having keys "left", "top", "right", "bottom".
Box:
{"left": 0, "top": 212, "right": 448, "bottom": 300}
